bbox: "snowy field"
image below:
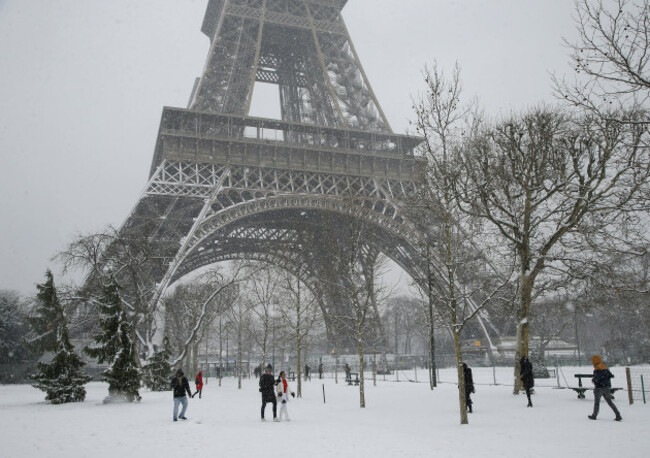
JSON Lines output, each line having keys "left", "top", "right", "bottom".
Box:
{"left": 1, "top": 366, "right": 649, "bottom": 458}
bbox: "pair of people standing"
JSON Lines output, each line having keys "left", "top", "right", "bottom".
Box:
{"left": 463, "top": 359, "right": 531, "bottom": 412}
{"left": 259, "top": 365, "right": 294, "bottom": 421}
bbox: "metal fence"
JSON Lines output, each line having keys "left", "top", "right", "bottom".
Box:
{"left": 626, "top": 367, "right": 650, "bottom": 404}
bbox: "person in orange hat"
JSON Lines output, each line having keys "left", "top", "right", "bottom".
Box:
{"left": 588, "top": 355, "right": 622, "bottom": 421}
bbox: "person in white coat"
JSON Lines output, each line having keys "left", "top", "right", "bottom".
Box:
{"left": 275, "top": 371, "right": 295, "bottom": 421}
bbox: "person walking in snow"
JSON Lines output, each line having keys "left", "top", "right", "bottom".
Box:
{"left": 276, "top": 370, "right": 295, "bottom": 421}
{"left": 588, "top": 355, "right": 622, "bottom": 421}
{"left": 318, "top": 362, "right": 324, "bottom": 379}
{"left": 259, "top": 364, "right": 278, "bottom": 422}
{"left": 171, "top": 368, "right": 192, "bottom": 421}
{"left": 520, "top": 356, "right": 534, "bottom": 407}
{"left": 304, "top": 364, "right": 311, "bottom": 381}
{"left": 192, "top": 371, "right": 203, "bottom": 398}
{"left": 344, "top": 363, "right": 351, "bottom": 382}
{"left": 462, "top": 362, "right": 475, "bottom": 413}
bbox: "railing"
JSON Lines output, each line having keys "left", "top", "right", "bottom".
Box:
{"left": 157, "top": 107, "right": 422, "bottom": 159}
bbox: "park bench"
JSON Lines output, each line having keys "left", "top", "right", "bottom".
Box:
{"left": 346, "top": 372, "right": 360, "bottom": 386}
{"left": 287, "top": 371, "right": 296, "bottom": 382}
{"left": 571, "top": 373, "right": 622, "bottom": 399}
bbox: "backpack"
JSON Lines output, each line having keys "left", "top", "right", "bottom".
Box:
{"left": 195, "top": 376, "right": 200, "bottom": 385}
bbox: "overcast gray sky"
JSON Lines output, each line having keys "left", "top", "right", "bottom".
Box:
{"left": 0, "top": 0, "right": 577, "bottom": 296}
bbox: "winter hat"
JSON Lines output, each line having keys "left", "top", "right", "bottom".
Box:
{"left": 176, "top": 369, "right": 184, "bottom": 376}
{"left": 591, "top": 355, "right": 608, "bottom": 370}
{"left": 266, "top": 364, "right": 273, "bottom": 371}
{"left": 198, "top": 371, "right": 202, "bottom": 376}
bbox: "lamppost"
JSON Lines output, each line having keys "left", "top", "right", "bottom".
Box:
{"left": 271, "top": 304, "right": 276, "bottom": 372}
{"left": 566, "top": 301, "right": 581, "bottom": 366}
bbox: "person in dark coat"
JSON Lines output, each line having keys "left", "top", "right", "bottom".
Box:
{"left": 318, "top": 362, "right": 324, "bottom": 379}
{"left": 192, "top": 371, "right": 203, "bottom": 398}
{"left": 520, "top": 356, "right": 534, "bottom": 407}
{"left": 259, "top": 364, "right": 278, "bottom": 422}
{"left": 304, "top": 364, "right": 311, "bottom": 381}
{"left": 171, "top": 368, "right": 192, "bottom": 421}
{"left": 588, "top": 355, "right": 622, "bottom": 421}
{"left": 462, "top": 362, "right": 475, "bottom": 413}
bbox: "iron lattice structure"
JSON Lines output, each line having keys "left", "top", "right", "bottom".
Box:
{"left": 113, "top": 0, "right": 496, "bottom": 348}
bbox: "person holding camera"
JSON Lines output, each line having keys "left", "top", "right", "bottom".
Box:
{"left": 259, "top": 364, "right": 277, "bottom": 422}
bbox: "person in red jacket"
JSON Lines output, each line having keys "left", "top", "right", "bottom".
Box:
{"left": 192, "top": 371, "right": 203, "bottom": 399}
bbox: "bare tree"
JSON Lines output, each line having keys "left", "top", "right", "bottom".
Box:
{"left": 228, "top": 295, "right": 253, "bottom": 390}
{"left": 55, "top": 226, "right": 166, "bottom": 360}
{"left": 324, "top": 214, "right": 390, "bottom": 408}
{"left": 414, "top": 63, "right": 517, "bottom": 423}
{"left": 164, "top": 267, "right": 240, "bottom": 371}
{"left": 456, "top": 106, "right": 648, "bottom": 393}
{"left": 276, "top": 271, "right": 321, "bottom": 398}
{"left": 555, "top": 0, "right": 650, "bottom": 115}
{"left": 244, "top": 264, "right": 282, "bottom": 371}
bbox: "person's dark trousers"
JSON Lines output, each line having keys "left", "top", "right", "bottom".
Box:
{"left": 261, "top": 399, "right": 277, "bottom": 419}
{"left": 524, "top": 387, "right": 533, "bottom": 406}
{"left": 192, "top": 389, "right": 202, "bottom": 398}
{"left": 592, "top": 387, "right": 621, "bottom": 419}
{"left": 465, "top": 390, "right": 473, "bottom": 412}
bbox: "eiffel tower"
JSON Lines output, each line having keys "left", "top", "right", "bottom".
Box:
{"left": 113, "top": 0, "right": 495, "bottom": 349}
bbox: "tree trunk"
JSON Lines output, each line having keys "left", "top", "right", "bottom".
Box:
{"left": 453, "top": 327, "right": 468, "bottom": 425}
{"left": 237, "top": 317, "right": 242, "bottom": 390}
{"left": 358, "top": 335, "right": 366, "bottom": 408}
{"left": 513, "top": 274, "right": 533, "bottom": 394}
{"left": 296, "top": 334, "right": 302, "bottom": 398}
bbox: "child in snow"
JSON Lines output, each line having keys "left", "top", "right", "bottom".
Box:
{"left": 276, "top": 371, "right": 295, "bottom": 421}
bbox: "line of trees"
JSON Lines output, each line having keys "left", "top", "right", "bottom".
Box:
{"left": 411, "top": 0, "right": 650, "bottom": 423}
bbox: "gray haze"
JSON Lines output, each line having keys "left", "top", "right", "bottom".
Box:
{"left": 0, "top": 0, "right": 576, "bottom": 296}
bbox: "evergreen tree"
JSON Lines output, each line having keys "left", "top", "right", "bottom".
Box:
{"left": 85, "top": 275, "right": 141, "bottom": 402}
{"left": 27, "top": 270, "right": 91, "bottom": 403}
{"left": 143, "top": 335, "right": 172, "bottom": 391}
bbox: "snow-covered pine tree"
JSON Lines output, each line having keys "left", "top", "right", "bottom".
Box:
{"left": 85, "top": 275, "right": 141, "bottom": 403}
{"left": 143, "top": 335, "right": 172, "bottom": 391}
{"left": 27, "top": 270, "right": 92, "bottom": 404}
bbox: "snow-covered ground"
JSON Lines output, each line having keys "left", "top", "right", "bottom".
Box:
{"left": 2, "top": 366, "right": 648, "bottom": 458}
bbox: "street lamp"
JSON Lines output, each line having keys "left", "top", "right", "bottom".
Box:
{"left": 566, "top": 301, "right": 581, "bottom": 366}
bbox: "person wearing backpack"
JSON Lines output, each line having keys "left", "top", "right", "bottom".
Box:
{"left": 588, "top": 355, "right": 622, "bottom": 421}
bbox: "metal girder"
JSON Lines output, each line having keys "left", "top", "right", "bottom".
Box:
{"left": 100, "top": 0, "right": 499, "bottom": 350}
{"left": 192, "top": 0, "right": 389, "bottom": 132}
